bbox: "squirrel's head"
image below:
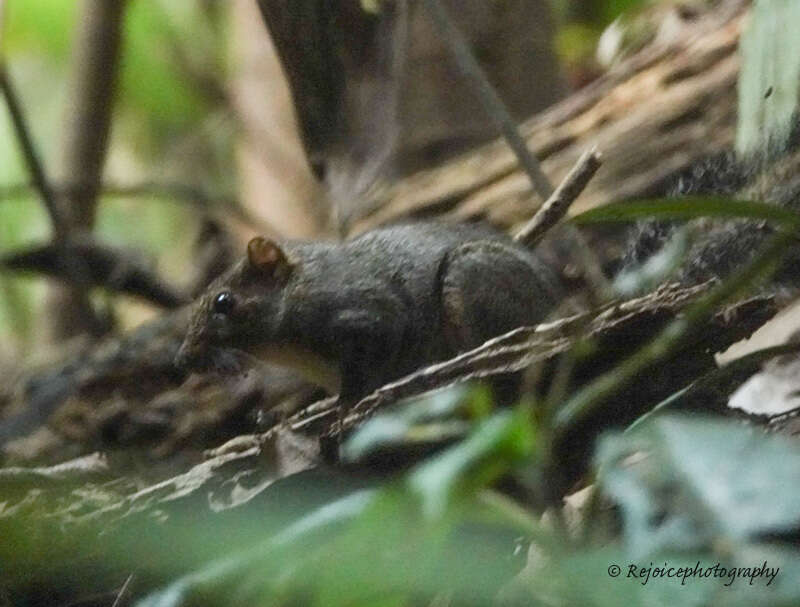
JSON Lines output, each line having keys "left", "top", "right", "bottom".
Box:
{"left": 175, "top": 236, "right": 295, "bottom": 374}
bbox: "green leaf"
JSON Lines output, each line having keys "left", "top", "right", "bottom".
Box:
{"left": 136, "top": 490, "right": 376, "bottom": 607}
{"left": 572, "top": 196, "right": 800, "bottom": 227}
{"left": 408, "top": 408, "right": 535, "bottom": 519}
{"left": 310, "top": 488, "right": 450, "bottom": 607}
{"left": 597, "top": 416, "right": 800, "bottom": 558}
{"left": 137, "top": 410, "right": 541, "bottom": 607}
{"left": 311, "top": 487, "right": 535, "bottom": 606}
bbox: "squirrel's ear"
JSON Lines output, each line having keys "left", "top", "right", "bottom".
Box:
{"left": 247, "top": 237, "right": 292, "bottom": 278}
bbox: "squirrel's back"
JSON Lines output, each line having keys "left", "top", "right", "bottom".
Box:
{"left": 274, "top": 221, "right": 561, "bottom": 397}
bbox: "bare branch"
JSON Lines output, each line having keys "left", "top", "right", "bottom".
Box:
{"left": 1, "top": 237, "right": 188, "bottom": 308}
{"left": 421, "top": 0, "right": 553, "bottom": 201}
{"left": 0, "top": 68, "right": 68, "bottom": 239}
{"left": 514, "top": 147, "right": 603, "bottom": 248}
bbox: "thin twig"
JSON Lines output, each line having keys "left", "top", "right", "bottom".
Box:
{"left": 0, "top": 67, "right": 68, "bottom": 239}
{"left": 1, "top": 236, "right": 188, "bottom": 308}
{"left": 111, "top": 573, "right": 134, "bottom": 607}
{"left": 421, "top": 0, "right": 553, "bottom": 201}
{"left": 421, "top": 0, "right": 612, "bottom": 299}
{"left": 0, "top": 66, "right": 104, "bottom": 334}
{"left": 515, "top": 148, "right": 603, "bottom": 248}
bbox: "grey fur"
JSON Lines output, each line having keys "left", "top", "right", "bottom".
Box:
{"left": 624, "top": 147, "right": 800, "bottom": 290}
{"left": 176, "top": 222, "right": 560, "bottom": 402}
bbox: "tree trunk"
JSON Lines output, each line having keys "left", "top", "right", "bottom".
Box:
{"left": 47, "top": 0, "right": 126, "bottom": 340}
{"left": 256, "top": 0, "right": 565, "bottom": 225}
{"left": 229, "top": 0, "right": 327, "bottom": 239}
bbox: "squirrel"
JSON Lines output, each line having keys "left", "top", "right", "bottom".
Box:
{"left": 174, "top": 222, "right": 562, "bottom": 404}
{"left": 175, "top": 140, "right": 800, "bottom": 411}
{"left": 3, "top": 146, "right": 797, "bottom": 448}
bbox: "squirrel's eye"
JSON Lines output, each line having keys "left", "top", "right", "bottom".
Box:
{"left": 212, "top": 291, "right": 235, "bottom": 316}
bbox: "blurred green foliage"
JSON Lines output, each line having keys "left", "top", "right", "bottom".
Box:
{"left": 3, "top": 1, "right": 78, "bottom": 60}
{"left": 552, "top": 0, "right": 649, "bottom": 25}
{"left": 105, "top": 394, "right": 800, "bottom": 606}
{"left": 0, "top": 0, "right": 235, "bottom": 354}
